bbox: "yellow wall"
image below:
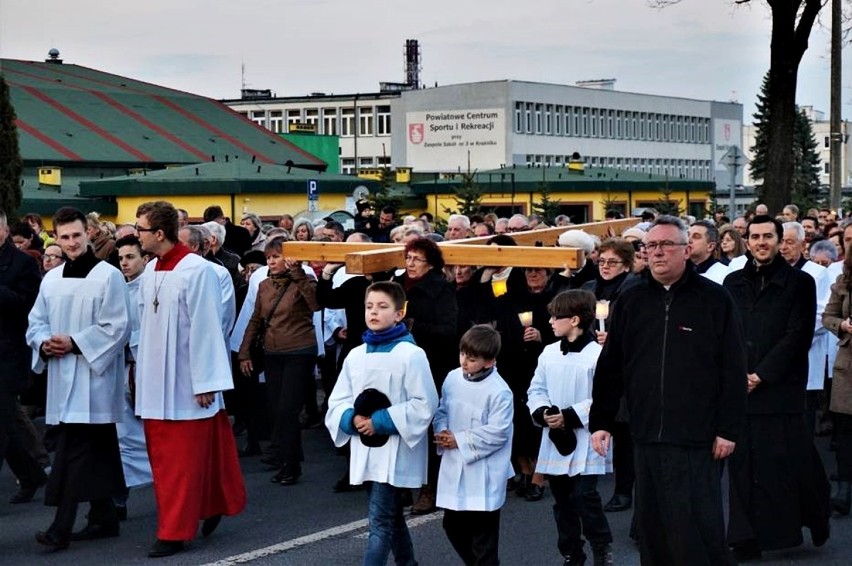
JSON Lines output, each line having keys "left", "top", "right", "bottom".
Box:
{"left": 114, "top": 193, "right": 349, "bottom": 224}
{"left": 420, "top": 189, "right": 709, "bottom": 223}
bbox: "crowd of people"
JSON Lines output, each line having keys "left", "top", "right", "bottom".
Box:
{"left": 0, "top": 197, "right": 849, "bottom": 565}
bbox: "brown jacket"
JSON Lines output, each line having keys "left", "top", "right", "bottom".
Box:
{"left": 824, "top": 276, "right": 852, "bottom": 415}
{"left": 239, "top": 267, "right": 320, "bottom": 359}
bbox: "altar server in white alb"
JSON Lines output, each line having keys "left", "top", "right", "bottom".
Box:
{"left": 134, "top": 201, "right": 246, "bottom": 559}
{"left": 113, "top": 235, "right": 153, "bottom": 519}
{"left": 528, "top": 290, "right": 613, "bottom": 566}
{"left": 26, "top": 207, "right": 131, "bottom": 551}
{"left": 434, "top": 324, "right": 514, "bottom": 566}
{"left": 325, "top": 281, "right": 438, "bottom": 566}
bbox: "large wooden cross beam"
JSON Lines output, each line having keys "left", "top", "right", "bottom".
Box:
{"left": 281, "top": 218, "right": 639, "bottom": 275}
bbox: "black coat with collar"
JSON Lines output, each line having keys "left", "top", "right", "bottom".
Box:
{"left": 394, "top": 268, "right": 459, "bottom": 388}
{"left": 723, "top": 253, "right": 816, "bottom": 414}
{"left": 0, "top": 241, "right": 41, "bottom": 392}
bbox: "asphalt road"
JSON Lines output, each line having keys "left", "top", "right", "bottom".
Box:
{"left": 1, "top": 425, "right": 851, "bottom": 565}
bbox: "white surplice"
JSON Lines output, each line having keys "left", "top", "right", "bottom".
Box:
{"left": 116, "top": 276, "right": 152, "bottom": 487}
{"left": 325, "top": 342, "right": 439, "bottom": 488}
{"left": 802, "top": 260, "right": 829, "bottom": 390}
{"left": 527, "top": 341, "right": 612, "bottom": 477}
{"left": 210, "top": 261, "right": 236, "bottom": 345}
{"left": 434, "top": 368, "right": 515, "bottom": 512}
{"left": 26, "top": 261, "right": 130, "bottom": 425}
{"left": 135, "top": 252, "right": 233, "bottom": 420}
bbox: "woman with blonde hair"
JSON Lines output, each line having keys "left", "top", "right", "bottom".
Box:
{"left": 86, "top": 212, "right": 116, "bottom": 260}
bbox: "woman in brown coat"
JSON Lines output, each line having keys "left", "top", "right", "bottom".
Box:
{"left": 239, "top": 236, "right": 320, "bottom": 485}
{"left": 823, "top": 257, "right": 852, "bottom": 515}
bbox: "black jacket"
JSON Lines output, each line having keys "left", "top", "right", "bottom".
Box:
{"left": 723, "top": 253, "right": 816, "bottom": 414}
{"left": 0, "top": 241, "right": 41, "bottom": 392}
{"left": 394, "top": 268, "right": 459, "bottom": 388}
{"left": 590, "top": 268, "right": 747, "bottom": 447}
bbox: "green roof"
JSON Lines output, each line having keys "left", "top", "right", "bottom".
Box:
{"left": 1, "top": 58, "right": 325, "bottom": 168}
{"left": 79, "top": 160, "right": 379, "bottom": 197}
{"left": 410, "top": 166, "right": 715, "bottom": 195}
{"left": 20, "top": 188, "right": 116, "bottom": 216}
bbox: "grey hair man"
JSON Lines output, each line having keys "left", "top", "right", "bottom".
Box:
{"left": 445, "top": 214, "right": 471, "bottom": 241}
{"left": 688, "top": 220, "right": 729, "bottom": 285}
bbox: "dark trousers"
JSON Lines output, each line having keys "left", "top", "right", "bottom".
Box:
{"left": 443, "top": 509, "right": 500, "bottom": 566}
{"left": 611, "top": 421, "right": 635, "bottom": 497}
{"left": 805, "top": 390, "right": 820, "bottom": 437}
{"left": 834, "top": 412, "right": 852, "bottom": 481}
{"left": 0, "top": 391, "right": 46, "bottom": 489}
{"left": 45, "top": 424, "right": 122, "bottom": 538}
{"left": 548, "top": 474, "right": 611, "bottom": 557}
{"left": 634, "top": 443, "right": 734, "bottom": 566}
{"left": 265, "top": 351, "right": 315, "bottom": 471}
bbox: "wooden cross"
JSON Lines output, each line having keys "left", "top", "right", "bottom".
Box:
{"left": 282, "top": 218, "right": 638, "bottom": 275}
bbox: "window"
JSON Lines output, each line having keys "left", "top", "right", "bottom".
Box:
{"left": 525, "top": 103, "right": 533, "bottom": 133}
{"left": 535, "top": 104, "right": 543, "bottom": 134}
{"left": 377, "top": 155, "right": 391, "bottom": 166}
{"left": 616, "top": 111, "right": 623, "bottom": 138}
{"left": 608, "top": 110, "right": 614, "bottom": 138}
{"left": 269, "top": 110, "right": 283, "bottom": 133}
{"left": 377, "top": 106, "right": 391, "bottom": 136}
{"left": 631, "top": 113, "right": 637, "bottom": 139}
{"left": 323, "top": 108, "right": 338, "bottom": 135}
{"left": 359, "top": 106, "right": 373, "bottom": 136}
{"left": 824, "top": 162, "right": 831, "bottom": 174}
{"left": 514, "top": 102, "right": 523, "bottom": 133}
{"left": 555, "top": 106, "right": 562, "bottom": 135}
{"left": 582, "top": 108, "right": 589, "bottom": 136}
{"left": 573, "top": 108, "right": 580, "bottom": 136}
{"left": 590, "top": 108, "right": 598, "bottom": 137}
{"left": 545, "top": 104, "right": 553, "bottom": 135}
{"left": 250, "top": 110, "right": 266, "bottom": 128}
{"left": 305, "top": 108, "right": 318, "bottom": 128}
{"left": 287, "top": 109, "right": 301, "bottom": 130}
{"left": 359, "top": 157, "right": 374, "bottom": 167}
{"left": 825, "top": 136, "right": 831, "bottom": 149}
{"left": 341, "top": 108, "right": 355, "bottom": 137}
{"left": 341, "top": 158, "right": 355, "bottom": 174}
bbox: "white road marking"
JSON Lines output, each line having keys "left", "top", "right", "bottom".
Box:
{"left": 201, "top": 511, "right": 444, "bottom": 565}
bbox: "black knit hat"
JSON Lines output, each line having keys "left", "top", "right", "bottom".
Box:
{"left": 353, "top": 388, "right": 392, "bottom": 448}
{"left": 545, "top": 406, "right": 577, "bottom": 456}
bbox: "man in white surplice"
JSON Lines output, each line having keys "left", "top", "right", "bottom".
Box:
{"left": 26, "top": 207, "right": 130, "bottom": 550}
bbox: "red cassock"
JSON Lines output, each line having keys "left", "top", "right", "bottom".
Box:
{"left": 144, "top": 410, "right": 246, "bottom": 540}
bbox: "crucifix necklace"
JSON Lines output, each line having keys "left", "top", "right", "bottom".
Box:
{"left": 153, "top": 271, "right": 167, "bottom": 313}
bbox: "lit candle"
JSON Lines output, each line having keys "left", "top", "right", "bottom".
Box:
{"left": 401, "top": 300, "right": 408, "bottom": 318}
{"left": 491, "top": 279, "right": 508, "bottom": 297}
{"left": 596, "top": 300, "right": 610, "bottom": 332}
{"left": 518, "top": 311, "right": 533, "bottom": 327}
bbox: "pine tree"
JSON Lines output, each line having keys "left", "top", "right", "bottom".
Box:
{"left": 442, "top": 158, "right": 484, "bottom": 217}
{"left": 532, "top": 182, "right": 562, "bottom": 224}
{"left": 751, "top": 73, "right": 822, "bottom": 212}
{"left": 655, "top": 177, "right": 682, "bottom": 216}
{"left": 0, "top": 74, "right": 23, "bottom": 220}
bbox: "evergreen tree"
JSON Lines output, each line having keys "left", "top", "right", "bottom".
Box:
{"left": 532, "top": 182, "right": 562, "bottom": 224}
{"left": 751, "top": 73, "right": 822, "bottom": 212}
{"left": 655, "top": 177, "right": 682, "bottom": 216}
{"left": 0, "top": 74, "right": 23, "bottom": 219}
{"left": 442, "top": 161, "right": 484, "bottom": 217}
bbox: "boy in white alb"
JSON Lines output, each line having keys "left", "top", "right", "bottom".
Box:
{"left": 325, "top": 281, "right": 438, "bottom": 566}
{"left": 434, "top": 324, "right": 514, "bottom": 565}
{"left": 528, "top": 290, "right": 613, "bottom": 566}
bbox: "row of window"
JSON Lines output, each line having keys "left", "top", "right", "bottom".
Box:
{"left": 524, "top": 154, "right": 713, "bottom": 181}
{"left": 340, "top": 155, "right": 391, "bottom": 174}
{"left": 514, "top": 102, "right": 711, "bottom": 144}
{"left": 239, "top": 106, "right": 392, "bottom": 137}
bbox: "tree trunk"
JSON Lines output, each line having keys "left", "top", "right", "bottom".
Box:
{"left": 759, "top": 0, "right": 822, "bottom": 215}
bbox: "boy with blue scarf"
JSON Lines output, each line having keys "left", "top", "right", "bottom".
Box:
{"left": 325, "top": 281, "right": 438, "bottom": 566}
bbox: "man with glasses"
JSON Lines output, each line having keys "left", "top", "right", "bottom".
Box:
{"left": 688, "top": 220, "right": 729, "bottom": 285}
{"left": 590, "top": 215, "right": 747, "bottom": 565}
{"left": 506, "top": 214, "right": 531, "bottom": 233}
{"left": 723, "top": 215, "right": 831, "bottom": 561}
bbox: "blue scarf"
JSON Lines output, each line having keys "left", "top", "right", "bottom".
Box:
{"left": 363, "top": 323, "right": 415, "bottom": 353}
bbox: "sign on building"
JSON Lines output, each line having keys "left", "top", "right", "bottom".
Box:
{"left": 405, "top": 109, "right": 506, "bottom": 171}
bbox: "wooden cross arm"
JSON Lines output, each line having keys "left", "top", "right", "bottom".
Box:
{"left": 448, "top": 217, "right": 639, "bottom": 247}
{"left": 281, "top": 242, "right": 402, "bottom": 263}
{"left": 344, "top": 245, "right": 584, "bottom": 274}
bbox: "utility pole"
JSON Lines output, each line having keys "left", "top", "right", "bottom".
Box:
{"left": 829, "top": 0, "right": 843, "bottom": 213}
{"left": 723, "top": 146, "right": 744, "bottom": 217}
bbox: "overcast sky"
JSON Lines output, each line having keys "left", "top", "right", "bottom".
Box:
{"left": 1, "top": 0, "right": 850, "bottom": 123}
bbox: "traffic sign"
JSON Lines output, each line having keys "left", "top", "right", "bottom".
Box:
{"left": 307, "top": 180, "right": 318, "bottom": 201}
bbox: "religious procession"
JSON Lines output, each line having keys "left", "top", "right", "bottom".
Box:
{"left": 0, "top": 200, "right": 848, "bottom": 566}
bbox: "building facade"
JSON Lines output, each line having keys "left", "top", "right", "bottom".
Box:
{"left": 225, "top": 79, "right": 743, "bottom": 189}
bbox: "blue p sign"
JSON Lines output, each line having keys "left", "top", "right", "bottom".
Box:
{"left": 307, "top": 180, "right": 318, "bottom": 200}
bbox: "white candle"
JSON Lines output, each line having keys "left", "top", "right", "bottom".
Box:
{"left": 596, "top": 300, "right": 610, "bottom": 332}
{"left": 491, "top": 279, "right": 508, "bottom": 297}
{"left": 518, "top": 311, "right": 533, "bottom": 327}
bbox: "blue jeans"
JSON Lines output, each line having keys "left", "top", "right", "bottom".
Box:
{"left": 364, "top": 482, "right": 416, "bottom": 566}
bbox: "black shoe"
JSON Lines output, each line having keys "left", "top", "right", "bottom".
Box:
{"left": 730, "top": 542, "right": 762, "bottom": 562}
{"left": 10, "top": 485, "right": 40, "bottom": 504}
{"left": 591, "top": 543, "right": 613, "bottom": 565}
{"left": 202, "top": 514, "right": 222, "bottom": 537}
{"left": 116, "top": 505, "right": 128, "bottom": 522}
{"left": 525, "top": 483, "right": 545, "bottom": 501}
{"left": 148, "top": 539, "right": 184, "bottom": 558}
{"left": 278, "top": 472, "right": 301, "bottom": 485}
{"left": 272, "top": 465, "right": 301, "bottom": 485}
{"left": 563, "top": 551, "right": 587, "bottom": 565}
{"left": 515, "top": 474, "right": 531, "bottom": 498}
{"left": 603, "top": 493, "right": 632, "bottom": 512}
{"left": 35, "top": 530, "right": 70, "bottom": 551}
{"left": 70, "top": 523, "right": 120, "bottom": 541}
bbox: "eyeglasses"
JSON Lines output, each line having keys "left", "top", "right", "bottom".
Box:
{"left": 134, "top": 224, "right": 157, "bottom": 233}
{"left": 643, "top": 240, "right": 687, "bottom": 253}
{"left": 43, "top": 254, "right": 63, "bottom": 261}
{"left": 507, "top": 226, "right": 530, "bottom": 233}
{"left": 549, "top": 314, "right": 574, "bottom": 321}
{"left": 404, "top": 255, "right": 428, "bottom": 264}
{"left": 598, "top": 259, "right": 624, "bottom": 267}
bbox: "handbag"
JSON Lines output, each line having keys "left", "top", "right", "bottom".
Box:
{"left": 249, "top": 283, "right": 289, "bottom": 373}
